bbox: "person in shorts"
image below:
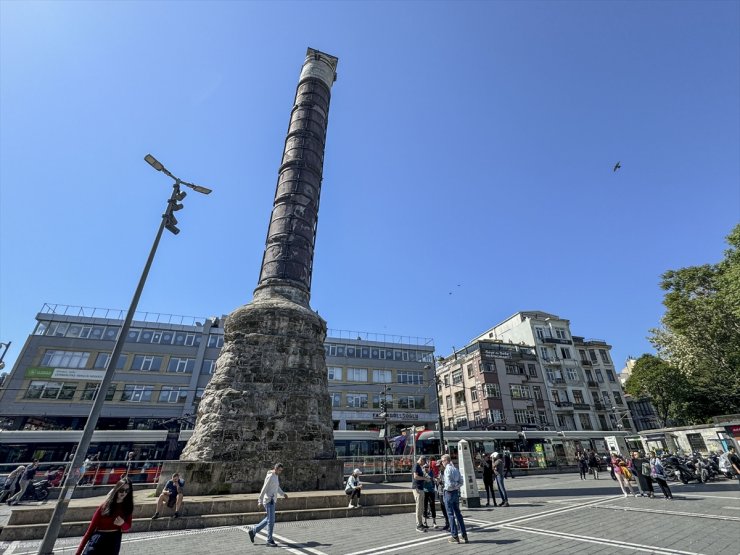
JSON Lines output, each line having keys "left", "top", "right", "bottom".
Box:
{"left": 152, "top": 472, "right": 184, "bottom": 519}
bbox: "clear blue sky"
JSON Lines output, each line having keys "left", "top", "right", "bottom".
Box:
{"left": 1, "top": 1, "right": 738, "bottom": 374}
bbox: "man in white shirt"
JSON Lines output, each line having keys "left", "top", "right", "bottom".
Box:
{"left": 248, "top": 463, "right": 288, "bottom": 547}
{"left": 441, "top": 454, "right": 468, "bottom": 544}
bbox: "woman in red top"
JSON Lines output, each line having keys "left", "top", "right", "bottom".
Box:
{"left": 76, "top": 478, "right": 134, "bottom": 555}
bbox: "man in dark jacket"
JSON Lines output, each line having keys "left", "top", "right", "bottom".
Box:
{"left": 8, "top": 459, "right": 39, "bottom": 505}
{"left": 631, "top": 451, "right": 654, "bottom": 497}
{"left": 482, "top": 453, "right": 497, "bottom": 506}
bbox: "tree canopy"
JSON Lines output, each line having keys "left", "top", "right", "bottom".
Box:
{"left": 647, "top": 224, "right": 740, "bottom": 423}
{"left": 624, "top": 354, "right": 687, "bottom": 427}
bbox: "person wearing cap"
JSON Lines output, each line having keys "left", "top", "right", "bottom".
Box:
{"left": 440, "top": 454, "right": 468, "bottom": 544}
{"left": 345, "top": 468, "right": 363, "bottom": 508}
{"left": 412, "top": 455, "right": 430, "bottom": 532}
{"left": 248, "top": 463, "right": 288, "bottom": 547}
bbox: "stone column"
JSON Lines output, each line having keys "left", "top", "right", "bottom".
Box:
{"left": 167, "top": 49, "right": 343, "bottom": 495}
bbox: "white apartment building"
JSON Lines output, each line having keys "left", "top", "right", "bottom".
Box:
{"left": 476, "top": 311, "right": 634, "bottom": 432}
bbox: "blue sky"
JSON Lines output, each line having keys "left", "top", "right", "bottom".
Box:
{"left": 1, "top": 1, "right": 738, "bottom": 374}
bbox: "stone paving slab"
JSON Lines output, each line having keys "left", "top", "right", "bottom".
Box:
{"left": 1, "top": 474, "right": 737, "bottom": 555}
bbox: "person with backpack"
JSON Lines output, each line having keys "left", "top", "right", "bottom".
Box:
{"left": 440, "top": 454, "right": 469, "bottom": 544}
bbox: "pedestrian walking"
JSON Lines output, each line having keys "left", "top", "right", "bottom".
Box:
{"left": 421, "top": 462, "right": 437, "bottom": 527}
{"left": 482, "top": 453, "right": 497, "bottom": 506}
{"left": 248, "top": 463, "right": 288, "bottom": 547}
{"left": 345, "top": 468, "right": 363, "bottom": 508}
{"left": 578, "top": 451, "right": 589, "bottom": 480}
{"left": 0, "top": 465, "right": 25, "bottom": 503}
{"left": 649, "top": 452, "right": 674, "bottom": 499}
{"left": 503, "top": 450, "right": 514, "bottom": 478}
{"left": 493, "top": 452, "right": 510, "bottom": 506}
{"left": 76, "top": 478, "right": 134, "bottom": 555}
{"left": 411, "top": 455, "right": 429, "bottom": 532}
{"left": 440, "top": 454, "right": 468, "bottom": 544}
{"left": 611, "top": 453, "right": 636, "bottom": 497}
{"left": 588, "top": 449, "right": 600, "bottom": 479}
{"left": 631, "top": 451, "right": 654, "bottom": 498}
{"left": 8, "top": 459, "right": 39, "bottom": 505}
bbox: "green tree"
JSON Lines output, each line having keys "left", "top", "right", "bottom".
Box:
{"left": 624, "top": 354, "right": 688, "bottom": 427}
{"left": 649, "top": 224, "right": 740, "bottom": 422}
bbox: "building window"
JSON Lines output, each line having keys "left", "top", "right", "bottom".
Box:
{"left": 539, "top": 410, "right": 548, "bottom": 425}
{"left": 533, "top": 386, "right": 543, "bottom": 400}
{"left": 194, "top": 388, "right": 205, "bottom": 405}
{"left": 606, "top": 369, "right": 616, "bottom": 382}
{"left": 80, "top": 383, "right": 117, "bottom": 401}
{"left": 595, "top": 369, "right": 604, "bottom": 383}
{"left": 578, "top": 413, "right": 593, "bottom": 430}
{"left": 555, "top": 328, "right": 567, "bottom": 340}
{"left": 514, "top": 409, "right": 538, "bottom": 425}
{"left": 482, "top": 362, "right": 496, "bottom": 373}
{"left": 397, "top": 371, "right": 424, "bottom": 385}
{"left": 41, "top": 350, "right": 90, "bottom": 369}
{"left": 510, "top": 384, "right": 531, "bottom": 399}
{"left": 506, "top": 364, "right": 523, "bottom": 375}
{"left": 346, "top": 368, "right": 368, "bottom": 382}
{"left": 566, "top": 368, "right": 578, "bottom": 381}
{"left": 488, "top": 409, "right": 504, "bottom": 423}
{"left": 372, "top": 369, "right": 392, "bottom": 383}
{"left": 453, "top": 390, "right": 465, "bottom": 405}
{"left": 158, "top": 386, "right": 188, "bottom": 403}
{"left": 613, "top": 392, "right": 623, "bottom": 405}
{"left": 373, "top": 394, "right": 392, "bottom": 409}
{"left": 167, "top": 358, "right": 195, "bottom": 374}
{"left": 466, "top": 364, "right": 475, "bottom": 378}
{"left": 24, "top": 381, "right": 77, "bottom": 400}
{"left": 331, "top": 393, "right": 341, "bottom": 407}
{"left": 399, "top": 396, "right": 425, "bottom": 409}
{"left": 573, "top": 390, "right": 585, "bottom": 404}
{"left": 131, "top": 355, "right": 163, "bottom": 372}
{"left": 207, "top": 335, "right": 224, "bottom": 348}
{"left": 560, "top": 347, "right": 571, "bottom": 359}
{"left": 535, "top": 327, "right": 545, "bottom": 340}
{"left": 686, "top": 433, "right": 707, "bottom": 452}
{"left": 201, "top": 359, "right": 216, "bottom": 374}
{"left": 470, "top": 387, "right": 478, "bottom": 402}
{"left": 527, "top": 364, "right": 537, "bottom": 377}
{"left": 93, "top": 353, "right": 127, "bottom": 370}
{"left": 446, "top": 395, "right": 452, "bottom": 409}
{"left": 602, "top": 391, "right": 611, "bottom": 405}
{"left": 589, "top": 350, "right": 598, "bottom": 363}
{"left": 451, "top": 370, "right": 463, "bottom": 385}
{"left": 599, "top": 349, "right": 610, "bottom": 364}
{"left": 121, "top": 385, "right": 154, "bottom": 402}
{"left": 346, "top": 394, "right": 368, "bottom": 408}
{"left": 598, "top": 414, "right": 609, "bottom": 430}
{"left": 328, "top": 367, "right": 342, "bottom": 381}
{"left": 483, "top": 383, "right": 501, "bottom": 398}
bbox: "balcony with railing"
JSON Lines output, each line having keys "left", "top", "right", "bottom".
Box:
{"left": 541, "top": 337, "right": 573, "bottom": 345}
{"left": 554, "top": 401, "right": 574, "bottom": 409}
{"left": 580, "top": 359, "right": 592, "bottom": 366}
{"left": 593, "top": 402, "right": 606, "bottom": 410}
{"left": 587, "top": 380, "right": 599, "bottom": 388}
{"left": 573, "top": 403, "right": 591, "bottom": 411}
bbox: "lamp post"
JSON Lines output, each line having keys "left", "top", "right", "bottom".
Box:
{"left": 37, "top": 155, "right": 211, "bottom": 555}
{"left": 0, "top": 341, "right": 10, "bottom": 371}
{"left": 378, "top": 385, "right": 391, "bottom": 482}
{"left": 425, "top": 363, "right": 446, "bottom": 455}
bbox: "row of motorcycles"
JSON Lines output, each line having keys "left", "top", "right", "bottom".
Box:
{"left": 660, "top": 452, "right": 734, "bottom": 484}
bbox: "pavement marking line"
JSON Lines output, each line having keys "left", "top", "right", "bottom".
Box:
{"left": 722, "top": 506, "right": 740, "bottom": 510}
{"left": 4, "top": 541, "right": 18, "bottom": 555}
{"left": 503, "top": 524, "right": 705, "bottom": 555}
{"left": 679, "top": 493, "right": 740, "bottom": 501}
{"left": 597, "top": 504, "right": 740, "bottom": 522}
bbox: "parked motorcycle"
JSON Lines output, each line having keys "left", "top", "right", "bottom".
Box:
{"left": 23, "top": 479, "right": 50, "bottom": 502}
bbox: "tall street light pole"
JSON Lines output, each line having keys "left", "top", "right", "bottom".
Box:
{"left": 37, "top": 155, "right": 211, "bottom": 555}
{"left": 425, "top": 363, "right": 446, "bottom": 455}
{"left": 0, "top": 341, "right": 11, "bottom": 371}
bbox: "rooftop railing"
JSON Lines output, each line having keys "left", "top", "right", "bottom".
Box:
{"left": 39, "top": 303, "right": 207, "bottom": 327}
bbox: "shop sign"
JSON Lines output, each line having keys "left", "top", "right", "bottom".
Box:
{"left": 51, "top": 368, "right": 104, "bottom": 381}
{"left": 24, "top": 367, "right": 54, "bottom": 379}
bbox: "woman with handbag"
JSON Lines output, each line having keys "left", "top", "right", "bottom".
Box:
{"left": 611, "top": 453, "right": 636, "bottom": 497}
{"left": 631, "top": 452, "right": 654, "bottom": 498}
{"left": 76, "top": 478, "right": 134, "bottom": 554}
{"left": 649, "top": 452, "right": 674, "bottom": 500}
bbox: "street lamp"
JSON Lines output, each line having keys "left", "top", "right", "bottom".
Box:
{"left": 37, "top": 155, "right": 212, "bottom": 555}
{"left": 0, "top": 341, "right": 11, "bottom": 371}
{"left": 425, "top": 363, "right": 446, "bottom": 455}
{"left": 378, "top": 385, "right": 391, "bottom": 483}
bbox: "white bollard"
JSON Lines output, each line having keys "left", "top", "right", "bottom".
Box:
{"left": 458, "top": 439, "right": 481, "bottom": 508}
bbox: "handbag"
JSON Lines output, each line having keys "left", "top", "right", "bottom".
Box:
{"left": 641, "top": 462, "right": 651, "bottom": 475}
{"left": 622, "top": 467, "right": 633, "bottom": 481}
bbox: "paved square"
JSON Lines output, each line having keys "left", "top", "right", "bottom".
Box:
{"left": 2, "top": 474, "right": 738, "bottom": 555}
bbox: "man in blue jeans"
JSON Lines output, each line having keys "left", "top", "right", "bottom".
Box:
{"left": 249, "top": 463, "right": 288, "bottom": 547}
{"left": 440, "top": 454, "right": 468, "bottom": 544}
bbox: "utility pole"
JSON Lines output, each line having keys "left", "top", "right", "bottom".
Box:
{"left": 426, "top": 363, "right": 446, "bottom": 455}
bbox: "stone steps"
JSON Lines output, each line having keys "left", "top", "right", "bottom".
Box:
{"left": 1, "top": 491, "right": 415, "bottom": 541}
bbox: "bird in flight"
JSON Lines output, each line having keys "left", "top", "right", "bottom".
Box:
{"left": 613, "top": 161, "right": 621, "bottom": 172}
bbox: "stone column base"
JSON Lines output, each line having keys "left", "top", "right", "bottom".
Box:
{"left": 159, "top": 459, "right": 344, "bottom": 496}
